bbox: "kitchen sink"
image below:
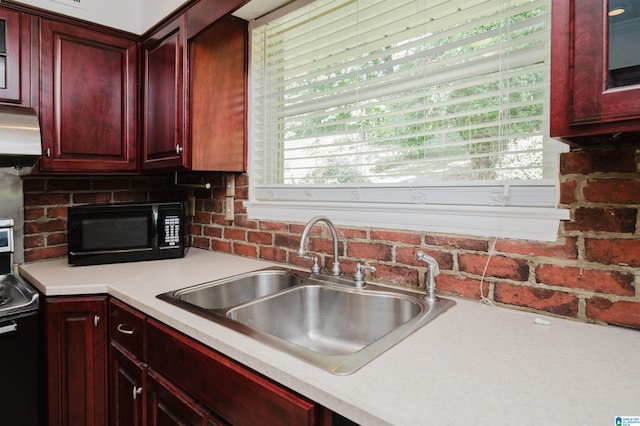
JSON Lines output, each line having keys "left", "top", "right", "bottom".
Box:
{"left": 227, "top": 284, "right": 422, "bottom": 355}
{"left": 167, "top": 268, "right": 305, "bottom": 310}
{"left": 158, "top": 267, "right": 455, "bottom": 375}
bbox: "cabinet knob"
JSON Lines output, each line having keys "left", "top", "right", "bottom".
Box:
{"left": 175, "top": 145, "right": 183, "bottom": 154}
{"left": 132, "top": 386, "right": 143, "bottom": 400}
{"left": 93, "top": 315, "right": 100, "bottom": 327}
{"left": 116, "top": 323, "right": 135, "bottom": 335}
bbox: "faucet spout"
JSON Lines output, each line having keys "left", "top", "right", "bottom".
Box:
{"left": 297, "top": 216, "right": 342, "bottom": 276}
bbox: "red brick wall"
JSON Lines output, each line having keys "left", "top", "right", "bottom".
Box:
{"left": 189, "top": 147, "right": 640, "bottom": 330}
{"left": 21, "top": 147, "right": 640, "bottom": 330}
{"left": 22, "top": 175, "right": 176, "bottom": 262}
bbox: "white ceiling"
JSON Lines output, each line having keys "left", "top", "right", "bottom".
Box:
{"left": 10, "top": 0, "right": 294, "bottom": 34}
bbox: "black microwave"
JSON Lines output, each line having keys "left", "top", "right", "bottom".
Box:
{"left": 67, "top": 202, "right": 188, "bottom": 266}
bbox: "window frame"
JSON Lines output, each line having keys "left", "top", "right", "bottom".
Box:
{"left": 245, "top": 0, "right": 569, "bottom": 242}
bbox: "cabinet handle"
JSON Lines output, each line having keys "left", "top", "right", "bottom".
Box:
{"left": 116, "top": 323, "right": 135, "bottom": 335}
{"left": 132, "top": 386, "right": 143, "bottom": 400}
{"left": 94, "top": 315, "right": 100, "bottom": 327}
{"left": 175, "top": 144, "right": 183, "bottom": 154}
{"left": 0, "top": 322, "right": 17, "bottom": 335}
{"left": 46, "top": 148, "right": 51, "bottom": 158}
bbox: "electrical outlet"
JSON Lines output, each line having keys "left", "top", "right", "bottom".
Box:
{"left": 224, "top": 199, "right": 234, "bottom": 221}
{"left": 224, "top": 174, "right": 235, "bottom": 221}
{"left": 52, "top": 0, "right": 86, "bottom": 10}
{"left": 187, "top": 195, "right": 196, "bottom": 217}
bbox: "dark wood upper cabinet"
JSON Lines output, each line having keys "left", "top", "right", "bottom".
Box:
{"left": 186, "top": 0, "right": 250, "bottom": 39}
{"left": 0, "top": 6, "right": 32, "bottom": 105}
{"left": 38, "top": 19, "right": 139, "bottom": 173}
{"left": 551, "top": 0, "right": 640, "bottom": 145}
{"left": 142, "top": 14, "right": 247, "bottom": 172}
{"left": 0, "top": 0, "right": 249, "bottom": 174}
{"left": 189, "top": 15, "right": 247, "bottom": 172}
{"left": 142, "top": 14, "right": 187, "bottom": 171}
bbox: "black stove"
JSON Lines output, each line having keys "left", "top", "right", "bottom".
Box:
{"left": 0, "top": 283, "right": 10, "bottom": 306}
{"left": 0, "top": 217, "right": 40, "bottom": 425}
{"left": 0, "top": 273, "right": 39, "bottom": 317}
{"left": 0, "top": 218, "right": 39, "bottom": 317}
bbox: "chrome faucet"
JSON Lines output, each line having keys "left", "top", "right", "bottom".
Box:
{"left": 416, "top": 251, "right": 439, "bottom": 302}
{"left": 297, "top": 216, "right": 342, "bottom": 276}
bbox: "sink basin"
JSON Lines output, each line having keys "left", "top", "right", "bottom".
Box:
{"left": 227, "top": 285, "right": 420, "bottom": 356}
{"left": 164, "top": 268, "right": 305, "bottom": 310}
{"left": 158, "top": 268, "right": 455, "bottom": 375}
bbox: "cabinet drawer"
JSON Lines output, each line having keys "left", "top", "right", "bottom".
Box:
{"left": 146, "top": 318, "right": 323, "bottom": 426}
{"left": 109, "top": 298, "right": 146, "bottom": 358}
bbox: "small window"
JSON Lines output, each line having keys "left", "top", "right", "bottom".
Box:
{"left": 247, "top": 0, "right": 568, "bottom": 241}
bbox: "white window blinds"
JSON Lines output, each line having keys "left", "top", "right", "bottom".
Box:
{"left": 247, "top": 0, "right": 568, "bottom": 241}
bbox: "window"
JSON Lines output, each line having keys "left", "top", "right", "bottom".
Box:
{"left": 246, "top": 0, "right": 568, "bottom": 241}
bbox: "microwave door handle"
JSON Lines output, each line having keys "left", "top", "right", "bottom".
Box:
{"left": 151, "top": 205, "right": 159, "bottom": 246}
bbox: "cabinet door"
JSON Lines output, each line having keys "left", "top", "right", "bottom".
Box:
{"left": 45, "top": 296, "right": 108, "bottom": 426}
{"left": 142, "top": 14, "right": 247, "bottom": 172}
{"left": 550, "top": 0, "right": 640, "bottom": 143}
{"left": 38, "top": 19, "right": 138, "bottom": 173}
{"left": 146, "top": 318, "right": 324, "bottom": 426}
{"left": 142, "top": 15, "right": 187, "bottom": 171}
{"left": 110, "top": 343, "right": 146, "bottom": 426}
{"left": 0, "top": 6, "right": 31, "bottom": 105}
{"left": 147, "top": 368, "right": 223, "bottom": 426}
{"left": 189, "top": 15, "right": 247, "bottom": 172}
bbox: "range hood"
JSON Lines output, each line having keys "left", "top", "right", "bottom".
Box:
{"left": 0, "top": 105, "right": 42, "bottom": 169}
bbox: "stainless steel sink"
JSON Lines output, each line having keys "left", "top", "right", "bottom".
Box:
{"left": 167, "top": 268, "right": 304, "bottom": 310}
{"left": 227, "top": 285, "right": 421, "bottom": 356}
{"left": 158, "top": 267, "right": 455, "bottom": 375}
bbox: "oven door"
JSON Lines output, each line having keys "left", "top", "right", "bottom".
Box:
{"left": 0, "top": 310, "right": 39, "bottom": 425}
{"left": 68, "top": 205, "right": 156, "bottom": 265}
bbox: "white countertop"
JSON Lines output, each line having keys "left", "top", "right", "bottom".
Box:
{"left": 20, "top": 248, "right": 640, "bottom": 426}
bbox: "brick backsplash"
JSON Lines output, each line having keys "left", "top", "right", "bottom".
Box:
{"left": 21, "top": 175, "right": 179, "bottom": 262}
{"left": 188, "top": 148, "right": 640, "bottom": 330}
{"left": 21, "top": 148, "right": 640, "bottom": 330}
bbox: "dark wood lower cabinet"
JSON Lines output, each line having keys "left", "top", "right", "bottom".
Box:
{"left": 110, "top": 342, "right": 146, "bottom": 426}
{"left": 147, "top": 368, "right": 226, "bottom": 426}
{"left": 44, "top": 296, "right": 108, "bottom": 426}
{"left": 45, "top": 297, "right": 337, "bottom": 426}
{"left": 110, "top": 341, "right": 227, "bottom": 426}
{"left": 146, "top": 318, "right": 331, "bottom": 426}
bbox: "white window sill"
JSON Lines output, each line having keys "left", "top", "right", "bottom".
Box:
{"left": 244, "top": 201, "right": 570, "bottom": 242}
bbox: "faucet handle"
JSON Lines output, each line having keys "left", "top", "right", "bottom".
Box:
{"left": 353, "top": 262, "right": 376, "bottom": 288}
{"left": 302, "top": 255, "right": 321, "bottom": 274}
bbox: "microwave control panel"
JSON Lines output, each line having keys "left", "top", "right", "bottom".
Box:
{"left": 163, "top": 215, "right": 181, "bottom": 246}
